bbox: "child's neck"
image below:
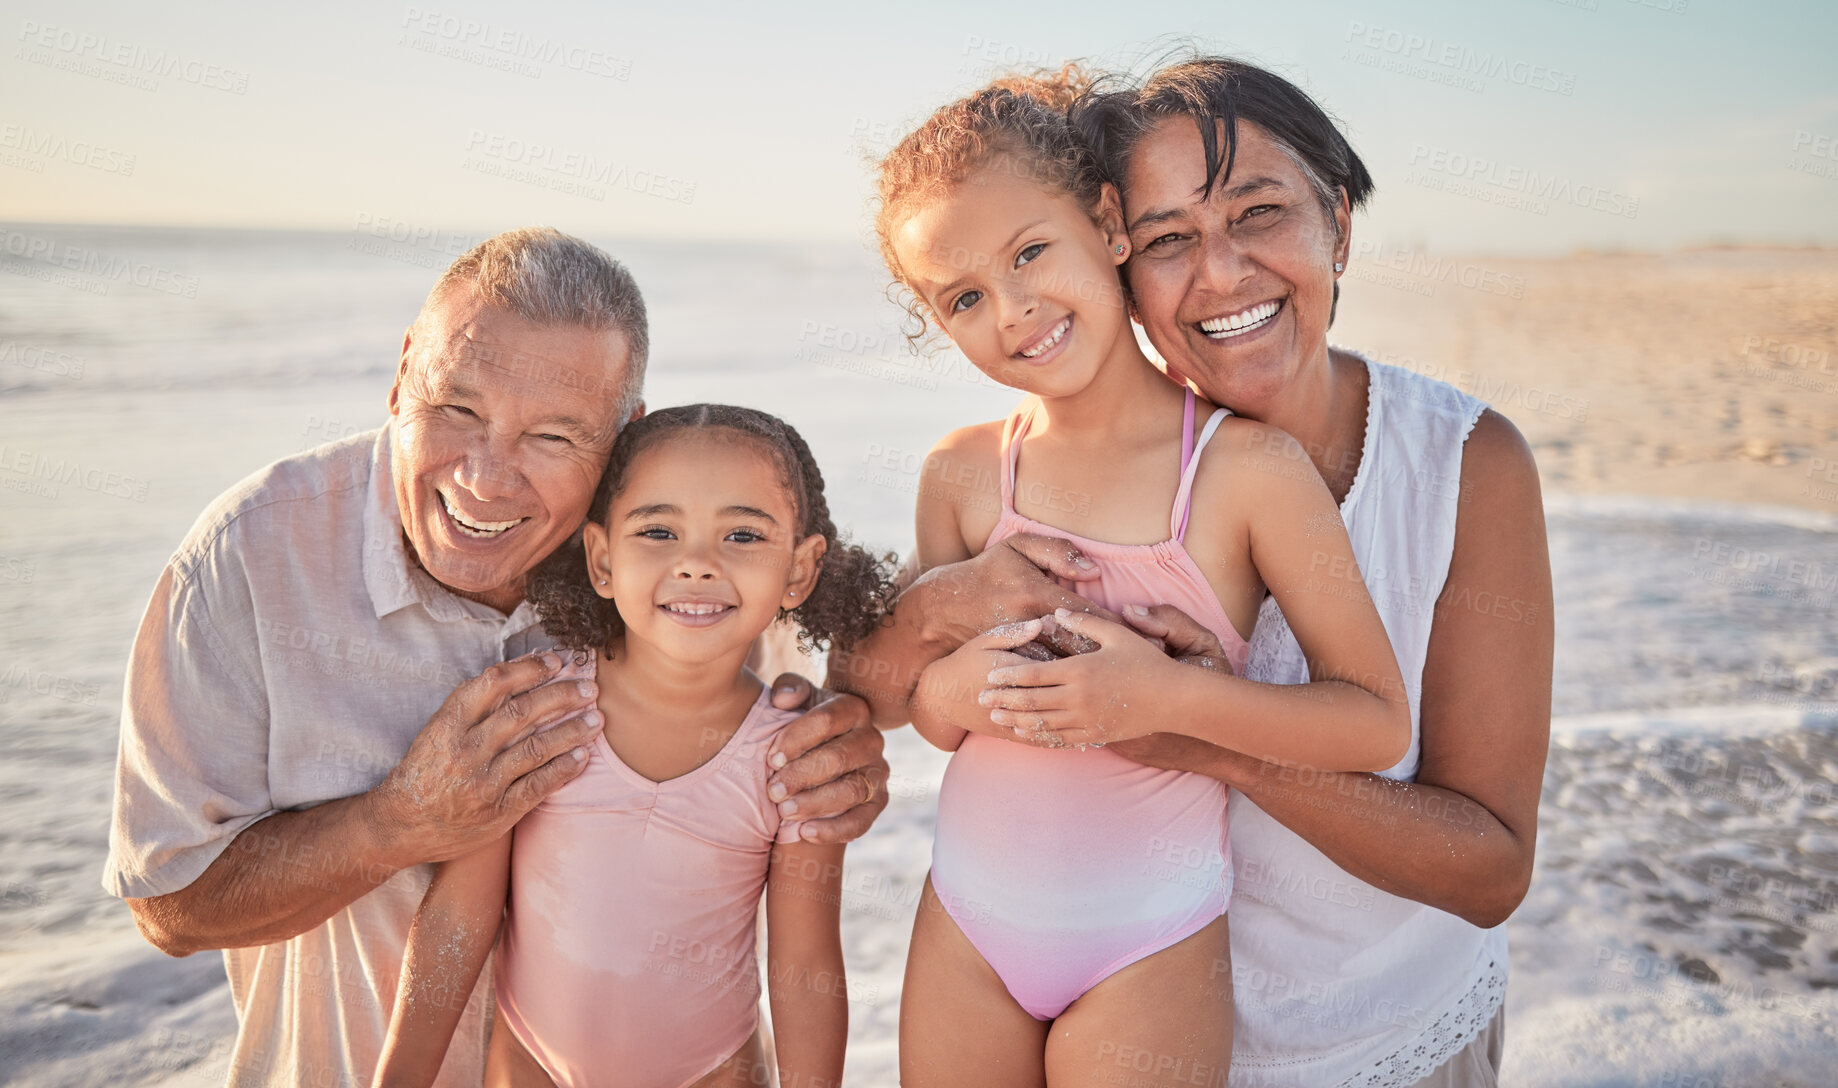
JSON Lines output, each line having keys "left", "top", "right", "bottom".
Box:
{"left": 1029, "top": 326, "right": 1186, "bottom": 441}
{"left": 596, "top": 632, "right": 761, "bottom": 722}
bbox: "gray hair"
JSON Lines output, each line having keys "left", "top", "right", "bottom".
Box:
{"left": 420, "top": 226, "right": 649, "bottom": 420}
{"left": 1269, "top": 135, "right": 1344, "bottom": 244}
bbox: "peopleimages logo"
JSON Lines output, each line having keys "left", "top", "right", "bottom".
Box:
{"left": 462, "top": 131, "right": 696, "bottom": 205}
{"left": 399, "top": 8, "right": 632, "bottom": 80}
{"left": 0, "top": 122, "right": 135, "bottom": 175}
{"left": 14, "top": 19, "right": 250, "bottom": 94}
{"left": 0, "top": 230, "right": 201, "bottom": 298}
{"left": 1406, "top": 144, "right": 1639, "bottom": 219}
{"left": 1342, "top": 21, "right": 1578, "bottom": 96}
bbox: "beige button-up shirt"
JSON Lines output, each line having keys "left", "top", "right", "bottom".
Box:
{"left": 103, "top": 422, "right": 554, "bottom": 1087}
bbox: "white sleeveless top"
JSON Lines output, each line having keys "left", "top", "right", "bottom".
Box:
{"left": 1228, "top": 352, "right": 1504, "bottom": 1088}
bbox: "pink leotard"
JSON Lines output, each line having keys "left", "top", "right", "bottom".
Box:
{"left": 930, "top": 388, "right": 1251, "bottom": 1021}
{"left": 495, "top": 680, "right": 802, "bottom": 1088}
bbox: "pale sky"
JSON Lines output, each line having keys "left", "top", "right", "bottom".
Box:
{"left": 3, "top": 0, "right": 1834, "bottom": 255}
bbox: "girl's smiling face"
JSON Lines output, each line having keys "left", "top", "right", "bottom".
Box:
{"left": 892, "top": 160, "right": 1134, "bottom": 398}
{"left": 581, "top": 431, "right": 824, "bottom": 666}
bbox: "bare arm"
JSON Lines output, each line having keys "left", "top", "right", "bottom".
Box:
{"left": 1110, "top": 412, "right": 1554, "bottom": 926}
{"left": 127, "top": 653, "right": 599, "bottom": 956}
{"left": 373, "top": 836, "right": 513, "bottom": 1088}
{"left": 765, "top": 839, "right": 848, "bottom": 1087}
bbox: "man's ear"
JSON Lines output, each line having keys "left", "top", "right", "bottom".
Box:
{"left": 387, "top": 326, "right": 415, "bottom": 415}
{"left": 627, "top": 398, "right": 646, "bottom": 424}
{"left": 581, "top": 522, "right": 615, "bottom": 599}
{"left": 784, "top": 535, "right": 827, "bottom": 609}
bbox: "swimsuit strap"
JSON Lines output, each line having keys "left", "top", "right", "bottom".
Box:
{"left": 1178, "top": 386, "right": 1197, "bottom": 469}
{"left": 998, "top": 401, "right": 1038, "bottom": 513}
{"left": 1171, "top": 404, "right": 1231, "bottom": 542}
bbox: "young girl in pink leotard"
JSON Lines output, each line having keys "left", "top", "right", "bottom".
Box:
{"left": 373, "top": 405, "right": 895, "bottom": 1088}
{"left": 874, "top": 71, "right": 1413, "bottom": 1086}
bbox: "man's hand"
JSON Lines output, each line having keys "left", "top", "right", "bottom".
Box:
{"left": 765, "top": 675, "right": 889, "bottom": 843}
{"left": 371, "top": 650, "right": 603, "bottom": 866}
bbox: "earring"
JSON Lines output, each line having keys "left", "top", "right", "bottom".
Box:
{"left": 1115, "top": 244, "right": 1126, "bottom": 255}
{"left": 1334, "top": 262, "right": 1344, "bottom": 273}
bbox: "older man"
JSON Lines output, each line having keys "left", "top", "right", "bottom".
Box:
{"left": 101, "top": 228, "right": 887, "bottom": 1087}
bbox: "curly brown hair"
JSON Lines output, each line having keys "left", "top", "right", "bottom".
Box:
{"left": 872, "top": 63, "right": 1107, "bottom": 348}
{"left": 526, "top": 403, "right": 899, "bottom": 656}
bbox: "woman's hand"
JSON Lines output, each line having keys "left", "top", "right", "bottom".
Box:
{"left": 1118, "top": 602, "right": 1236, "bottom": 675}
{"left": 980, "top": 609, "right": 1190, "bottom": 748}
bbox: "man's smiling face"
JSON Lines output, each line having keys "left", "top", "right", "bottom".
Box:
{"left": 387, "top": 283, "right": 634, "bottom": 613}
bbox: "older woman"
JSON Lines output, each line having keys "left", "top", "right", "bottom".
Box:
{"left": 839, "top": 58, "right": 1552, "bottom": 1088}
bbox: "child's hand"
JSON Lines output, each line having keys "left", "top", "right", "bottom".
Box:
{"left": 912, "top": 618, "right": 1049, "bottom": 743}
{"left": 980, "top": 609, "right": 1182, "bottom": 748}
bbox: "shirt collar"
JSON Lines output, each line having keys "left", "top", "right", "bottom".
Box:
{"left": 361, "top": 420, "right": 544, "bottom": 636}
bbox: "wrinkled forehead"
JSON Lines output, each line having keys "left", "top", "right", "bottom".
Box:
{"left": 411, "top": 306, "right": 629, "bottom": 433}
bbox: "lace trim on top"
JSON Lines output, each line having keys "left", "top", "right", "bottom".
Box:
{"left": 1341, "top": 956, "right": 1507, "bottom": 1088}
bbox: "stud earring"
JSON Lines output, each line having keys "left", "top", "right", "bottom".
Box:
{"left": 1115, "top": 244, "right": 1126, "bottom": 255}
{"left": 1334, "top": 262, "right": 1344, "bottom": 273}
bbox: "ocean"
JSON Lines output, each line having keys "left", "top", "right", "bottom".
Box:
{"left": 1, "top": 224, "right": 1833, "bottom": 1085}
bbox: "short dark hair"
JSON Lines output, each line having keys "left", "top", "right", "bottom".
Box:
{"left": 1074, "top": 56, "right": 1374, "bottom": 318}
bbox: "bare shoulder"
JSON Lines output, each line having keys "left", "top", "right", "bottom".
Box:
{"left": 1458, "top": 409, "right": 1543, "bottom": 517}
{"left": 1193, "top": 415, "right": 1321, "bottom": 499}
{"left": 919, "top": 420, "right": 1006, "bottom": 506}
{"left": 1446, "top": 408, "right": 1549, "bottom": 599}
{"left": 1461, "top": 408, "right": 1538, "bottom": 483}
{"left": 914, "top": 419, "right": 1008, "bottom": 567}
{"left": 926, "top": 418, "right": 1005, "bottom": 462}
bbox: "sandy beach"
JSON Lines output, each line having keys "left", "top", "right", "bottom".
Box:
{"left": 1, "top": 229, "right": 1834, "bottom": 1086}
{"left": 1337, "top": 246, "right": 1838, "bottom": 513}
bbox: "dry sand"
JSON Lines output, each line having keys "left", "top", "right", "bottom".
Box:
{"left": 1333, "top": 247, "right": 1838, "bottom": 512}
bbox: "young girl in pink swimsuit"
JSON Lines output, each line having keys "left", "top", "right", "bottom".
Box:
{"left": 373, "top": 405, "right": 895, "bottom": 1088}
{"left": 874, "top": 71, "right": 1413, "bottom": 1085}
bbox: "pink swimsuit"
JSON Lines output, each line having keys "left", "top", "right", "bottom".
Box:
{"left": 495, "top": 681, "right": 802, "bottom": 1088}
{"left": 931, "top": 389, "right": 1251, "bottom": 1021}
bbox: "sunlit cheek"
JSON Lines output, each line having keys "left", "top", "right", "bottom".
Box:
{"left": 1282, "top": 214, "right": 1338, "bottom": 270}
{"left": 395, "top": 425, "right": 464, "bottom": 489}
{"left": 1128, "top": 263, "right": 1186, "bottom": 338}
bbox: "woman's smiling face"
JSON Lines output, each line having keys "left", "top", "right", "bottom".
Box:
{"left": 1120, "top": 117, "right": 1350, "bottom": 415}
